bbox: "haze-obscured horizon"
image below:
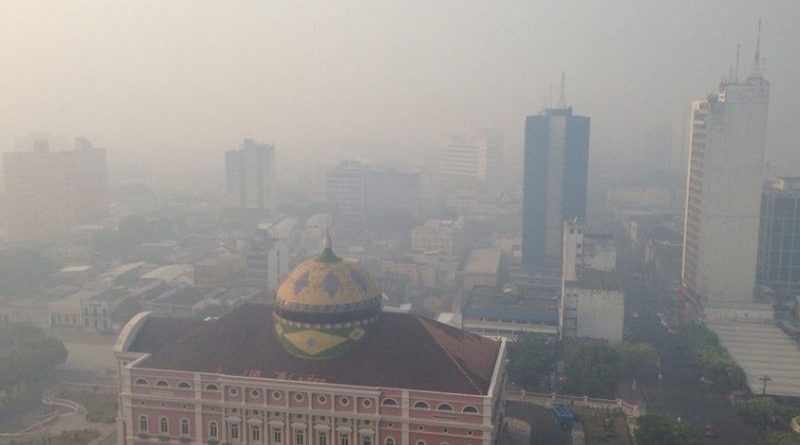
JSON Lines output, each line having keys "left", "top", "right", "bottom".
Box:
{"left": 2, "top": 0, "right": 799, "bottom": 190}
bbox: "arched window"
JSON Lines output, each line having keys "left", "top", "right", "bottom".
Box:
{"left": 156, "top": 380, "right": 169, "bottom": 388}
{"left": 381, "top": 398, "right": 398, "bottom": 406}
{"left": 159, "top": 417, "right": 169, "bottom": 434}
{"left": 413, "top": 401, "right": 429, "bottom": 409}
{"left": 135, "top": 378, "right": 148, "bottom": 386}
{"left": 416, "top": 441, "right": 426, "bottom": 445}
{"left": 205, "top": 384, "right": 220, "bottom": 391}
{"left": 436, "top": 403, "right": 453, "bottom": 411}
{"left": 178, "top": 382, "right": 191, "bottom": 389}
{"left": 209, "top": 421, "right": 218, "bottom": 439}
{"left": 385, "top": 438, "right": 395, "bottom": 445}
{"left": 181, "top": 419, "right": 190, "bottom": 436}
{"left": 462, "top": 405, "right": 478, "bottom": 414}
{"left": 139, "top": 415, "right": 148, "bottom": 433}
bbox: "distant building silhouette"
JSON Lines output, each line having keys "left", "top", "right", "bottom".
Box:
{"left": 225, "top": 139, "right": 277, "bottom": 213}
{"left": 522, "top": 107, "right": 590, "bottom": 268}
{"left": 326, "top": 161, "right": 420, "bottom": 224}
{"left": 438, "top": 129, "right": 503, "bottom": 188}
{"left": 2, "top": 137, "right": 108, "bottom": 243}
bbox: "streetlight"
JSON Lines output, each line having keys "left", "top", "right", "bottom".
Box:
{"left": 759, "top": 374, "right": 772, "bottom": 395}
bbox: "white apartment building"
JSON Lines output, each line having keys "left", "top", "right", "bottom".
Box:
{"left": 681, "top": 60, "right": 770, "bottom": 313}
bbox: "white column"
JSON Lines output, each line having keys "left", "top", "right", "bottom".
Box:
{"left": 194, "top": 373, "right": 203, "bottom": 444}
{"left": 400, "top": 391, "right": 409, "bottom": 445}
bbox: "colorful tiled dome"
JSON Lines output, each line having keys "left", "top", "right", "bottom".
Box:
{"left": 274, "top": 233, "right": 381, "bottom": 358}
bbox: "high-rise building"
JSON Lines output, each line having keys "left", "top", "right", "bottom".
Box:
{"left": 2, "top": 138, "right": 108, "bottom": 243}
{"left": 642, "top": 125, "right": 674, "bottom": 183}
{"left": 522, "top": 107, "right": 590, "bottom": 267}
{"left": 680, "top": 48, "right": 770, "bottom": 313}
{"left": 225, "top": 139, "right": 277, "bottom": 213}
{"left": 326, "top": 160, "right": 367, "bottom": 222}
{"left": 439, "top": 130, "right": 503, "bottom": 187}
{"left": 756, "top": 177, "right": 800, "bottom": 298}
{"left": 326, "top": 161, "right": 421, "bottom": 224}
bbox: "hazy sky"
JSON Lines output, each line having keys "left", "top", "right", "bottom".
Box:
{"left": 1, "top": 1, "right": 799, "bottom": 187}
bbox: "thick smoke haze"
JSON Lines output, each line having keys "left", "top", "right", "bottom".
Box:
{"left": 1, "top": 0, "right": 799, "bottom": 189}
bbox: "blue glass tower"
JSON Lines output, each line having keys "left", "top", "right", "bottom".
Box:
{"left": 522, "top": 107, "right": 590, "bottom": 268}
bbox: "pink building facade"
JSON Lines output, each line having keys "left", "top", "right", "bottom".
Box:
{"left": 115, "top": 241, "right": 507, "bottom": 445}
{"left": 114, "top": 311, "right": 507, "bottom": 445}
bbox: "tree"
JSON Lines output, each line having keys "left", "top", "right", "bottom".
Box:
{"left": 614, "top": 341, "right": 658, "bottom": 381}
{"left": 636, "top": 414, "right": 699, "bottom": 445}
{"left": 762, "top": 432, "right": 800, "bottom": 445}
{"left": 734, "top": 398, "right": 794, "bottom": 430}
{"left": 566, "top": 342, "right": 620, "bottom": 398}
{"left": 0, "top": 324, "right": 67, "bottom": 390}
{"left": 506, "top": 334, "right": 558, "bottom": 389}
{"left": 94, "top": 215, "right": 175, "bottom": 257}
{"left": 677, "top": 323, "right": 747, "bottom": 392}
{"left": 0, "top": 248, "right": 57, "bottom": 295}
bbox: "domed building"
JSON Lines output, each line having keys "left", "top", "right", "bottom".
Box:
{"left": 114, "top": 235, "right": 507, "bottom": 445}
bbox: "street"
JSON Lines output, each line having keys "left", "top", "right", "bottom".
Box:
{"left": 623, "top": 261, "right": 760, "bottom": 444}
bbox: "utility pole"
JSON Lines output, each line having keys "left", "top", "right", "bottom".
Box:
{"left": 759, "top": 374, "right": 772, "bottom": 395}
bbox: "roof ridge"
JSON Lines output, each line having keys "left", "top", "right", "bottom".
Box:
{"left": 415, "top": 315, "right": 484, "bottom": 395}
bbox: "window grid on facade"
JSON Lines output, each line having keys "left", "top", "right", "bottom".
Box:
{"left": 139, "top": 415, "right": 148, "bottom": 433}
{"left": 273, "top": 428, "right": 283, "bottom": 444}
{"left": 209, "top": 421, "right": 218, "bottom": 439}
{"left": 230, "top": 423, "right": 239, "bottom": 440}
{"left": 181, "top": 419, "right": 190, "bottom": 436}
{"left": 252, "top": 426, "right": 261, "bottom": 441}
{"left": 294, "top": 429, "right": 304, "bottom": 445}
{"left": 159, "top": 417, "right": 169, "bottom": 434}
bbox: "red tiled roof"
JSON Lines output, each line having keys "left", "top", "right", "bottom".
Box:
{"left": 128, "top": 316, "right": 205, "bottom": 355}
{"left": 133, "top": 303, "right": 501, "bottom": 395}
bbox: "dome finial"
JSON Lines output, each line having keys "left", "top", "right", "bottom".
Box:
{"left": 316, "top": 229, "right": 340, "bottom": 262}
{"left": 323, "top": 229, "right": 333, "bottom": 251}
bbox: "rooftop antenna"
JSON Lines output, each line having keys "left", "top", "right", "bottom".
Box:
{"left": 734, "top": 44, "right": 741, "bottom": 82}
{"left": 547, "top": 83, "right": 553, "bottom": 109}
{"left": 752, "top": 18, "right": 762, "bottom": 75}
{"left": 558, "top": 72, "right": 566, "bottom": 108}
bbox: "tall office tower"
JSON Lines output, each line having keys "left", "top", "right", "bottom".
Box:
{"left": 522, "top": 107, "right": 590, "bottom": 268}
{"left": 643, "top": 125, "right": 674, "bottom": 183}
{"left": 326, "top": 161, "right": 421, "bottom": 224}
{"left": 71, "top": 137, "right": 109, "bottom": 224}
{"left": 326, "top": 160, "right": 367, "bottom": 222}
{"left": 680, "top": 41, "right": 770, "bottom": 313}
{"left": 225, "top": 139, "right": 277, "bottom": 213}
{"left": 3, "top": 138, "right": 109, "bottom": 243}
{"left": 481, "top": 128, "right": 504, "bottom": 187}
{"left": 438, "top": 130, "right": 503, "bottom": 186}
{"left": 756, "top": 177, "right": 800, "bottom": 298}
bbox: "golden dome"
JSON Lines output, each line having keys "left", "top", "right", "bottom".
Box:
{"left": 273, "top": 233, "right": 382, "bottom": 359}
{"left": 275, "top": 234, "right": 380, "bottom": 314}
